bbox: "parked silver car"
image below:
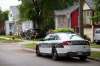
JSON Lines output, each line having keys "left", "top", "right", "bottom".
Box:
{"left": 36, "top": 32, "right": 91, "bottom": 60}
{"left": 94, "top": 28, "right": 100, "bottom": 43}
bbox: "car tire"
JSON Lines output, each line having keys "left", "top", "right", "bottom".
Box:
{"left": 79, "top": 56, "right": 87, "bottom": 61}
{"left": 36, "top": 45, "right": 41, "bottom": 56}
{"left": 52, "top": 49, "right": 58, "bottom": 60}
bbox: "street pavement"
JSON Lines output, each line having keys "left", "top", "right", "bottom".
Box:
{"left": 0, "top": 43, "right": 100, "bottom": 66}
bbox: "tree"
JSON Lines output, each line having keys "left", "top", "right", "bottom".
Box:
{"left": 0, "top": 10, "right": 9, "bottom": 22}
{"left": 90, "top": 0, "right": 100, "bottom": 42}
{"left": 0, "top": 10, "right": 9, "bottom": 34}
{"left": 19, "top": 0, "right": 73, "bottom": 31}
{"left": 91, "top": 0, "right": 100, "bottom": 23}
{"left": 79, "top": 0, "right": 84, "bottom": 37}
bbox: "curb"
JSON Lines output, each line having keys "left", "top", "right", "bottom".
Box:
{"left": 88, "top": 57, "right": 100, "bottom": 62}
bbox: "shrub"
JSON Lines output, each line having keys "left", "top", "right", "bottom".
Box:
{"left": 53, "top": 28, "right": 74, "bottom": 33}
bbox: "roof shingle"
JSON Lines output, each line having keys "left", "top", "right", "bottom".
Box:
{"left": 85, "top": 0, "right": 94, "bottom": 9}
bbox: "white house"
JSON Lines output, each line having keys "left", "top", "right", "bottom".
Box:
{"left": 22, "top": 21, "right": 33, "bottom": 32}
{"left": 83, "top": 0, "right": 95, "bottom": 42}
{"left": 5, "top": 6, "right": 19, "bottom": 35}
{"left": 5, "top": 6, "right": 33, "bottom": 35}
{"left": 83, "top": 0, "right": 94, "bottom": 25}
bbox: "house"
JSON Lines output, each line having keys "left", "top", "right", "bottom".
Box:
{"left": 5, "top": 6, "right": 33, "bottom": 35}
{"left": 54, "top": 3, "right": 79, "bottom": 33}
{"left": 83, "top": 0, "right": 94, "bottom": 26}
{"left": 54, "top": 0, "right": 96, "bottom": 41}
{"left": 5, "top": 6, "right": 20, "bottom": 35}
{"left": 83, "top": 0, "right": 97, "bottom": 41}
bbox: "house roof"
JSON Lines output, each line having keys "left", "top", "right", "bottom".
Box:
{"left": 85, "top": 0, "right": 94, "bottom": 10}
{"left": 55, "top": 4, "right": 79, "bottom": 16}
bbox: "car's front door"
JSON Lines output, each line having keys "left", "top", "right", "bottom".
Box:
{"left": 39, "top": 34, "right": 55, "bottom": 54}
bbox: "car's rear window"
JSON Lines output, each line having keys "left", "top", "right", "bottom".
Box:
{"left": 58, "top": 33, "right": 83, "bottom": 40}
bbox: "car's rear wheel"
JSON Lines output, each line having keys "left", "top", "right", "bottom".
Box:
{"left": 36, "top": 45, "right": 41, "bottom": 56}
{"left": 79, "top": 56, "right": 87, "bottom": 61}
{"left": 52, "top": 49, "right": 58, "bottom": 60}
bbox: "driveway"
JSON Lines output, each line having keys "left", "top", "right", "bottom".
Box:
{"left": 0, "top": 44, "right": 100, "bottom": 66}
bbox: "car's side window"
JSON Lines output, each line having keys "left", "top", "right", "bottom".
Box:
{"left": 49, "top": 35, "right": 55, "bottom": 40}
{"left": 44, "top": 34, "right": 54, "bottom": 40}
{"left": 48, "top": 35, "right": 60, "bottom": 40}
{"left": 54, "top": 35, "right": 60, "bottom": 40}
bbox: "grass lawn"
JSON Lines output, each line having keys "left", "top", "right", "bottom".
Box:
{"left": 91, "top": 44, "right": 100, "bottom": 48}
{"left": 90, "top": 51, "right": 100, "bottom": 60}
{"left": 0, "top": 35, "right": 22, "bottom": 43}
{"left": 24, "top": 43, "right": 36, "bottom": 49}
{"left": 0, "top": 40, "right": 22, "bottom": 43}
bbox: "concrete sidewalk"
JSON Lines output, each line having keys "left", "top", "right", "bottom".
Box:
{"left": 91, "top": 48, "right": 100, "bottom": 52}
{"left": 17, "top": 40, "right": 34, "bottom": 45}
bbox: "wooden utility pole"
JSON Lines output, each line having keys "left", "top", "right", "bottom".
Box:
{"left": 79, "top": 0, "right": 84, "bottom": 37}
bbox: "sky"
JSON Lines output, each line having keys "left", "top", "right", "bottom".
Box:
{"left": 0, "top": 0, "right": 21, "bottom": 11}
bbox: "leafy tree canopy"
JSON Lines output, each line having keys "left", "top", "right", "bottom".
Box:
{"left": 0, "top": 10, "right": 9, "bottom": 22}
{"left": 19, "top": 0, "right": 74, "bottom": 30}
{"left": 91, "top": 0, "right": 100, "bottom": 22}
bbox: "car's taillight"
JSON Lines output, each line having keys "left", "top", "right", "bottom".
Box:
{"left": 63, "top": 41, "right": 72, "bottom": 45}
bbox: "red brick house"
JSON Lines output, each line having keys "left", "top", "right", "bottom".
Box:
{"left": 0, "top": 21, "right": 5, "bottom": 34}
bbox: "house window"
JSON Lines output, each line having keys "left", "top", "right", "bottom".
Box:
{"left": 86, "top": 11, "right": 89, "bottom": 16}
{"left": 57, "top": 15, "right": 67, "bottom": 28}
{"left": 9, "top": 23, "right": 14, "bottom": 30}
{"left": 86, "top": 11, "right": 91, "bottom": 16}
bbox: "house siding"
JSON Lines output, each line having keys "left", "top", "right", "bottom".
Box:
{"left": 0, "top": 22, "right": 5, "bottom": 34}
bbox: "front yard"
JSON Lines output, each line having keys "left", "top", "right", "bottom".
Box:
{"left": 91, "top": 44, "right": 100, "bottom": 48}
{"left": 0, "top": 35, "right": 22, "bottom": 43}
{"left": 90, "top": 51, "right": 100, "bottom": 60}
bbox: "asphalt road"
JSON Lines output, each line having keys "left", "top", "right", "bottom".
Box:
{"left": 0, "top": 44, "right": 100, "bottom": 66}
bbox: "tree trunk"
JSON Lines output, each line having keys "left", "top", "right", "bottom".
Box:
{"left": 92, "top": 11, "right": 95, "bottom": 42}
{"left": 79, "top": 0, "right": 84, "bottom": 37}
{"left": 32, "top": 0, "right": 40, "bottom": 29}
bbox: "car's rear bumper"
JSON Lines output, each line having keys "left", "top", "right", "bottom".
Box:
{"left": 58, "top": 52, "right": 91, "bottom": 57}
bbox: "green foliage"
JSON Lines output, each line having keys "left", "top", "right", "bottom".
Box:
{"left": 2, "top": 11, "right": 9, "bottom": 21}
{"left": 0, "top": 10, "right": 9, "bottom": 22}
{"left": 90, "top": 51, "right": 100, "bottom": 59}
{"left": 91, "top": 0, "right": 100, "bottom": 22}
{"left": 91, "top": 44, "right": 100, "bottom": 48}
{"left": 19, "top": 0, "right": 74, "bottom": 30}
{"left": 19, "top": 0, "right": 34, "bottom": 20}
{"left": 53, "top": 28, "right": 74, "bottom": 33}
